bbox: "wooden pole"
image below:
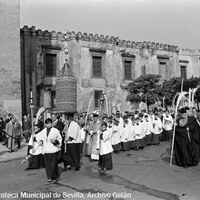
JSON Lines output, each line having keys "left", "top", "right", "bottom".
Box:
{"left": 181, "top": 78, "right": 184, "bottom": 92}
{"left": 169, "top": 111, "right": 177, "bottom": 167}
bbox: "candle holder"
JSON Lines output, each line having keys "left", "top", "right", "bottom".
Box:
{"left": 29, "top": 91, "right": 34, "bottom": 135}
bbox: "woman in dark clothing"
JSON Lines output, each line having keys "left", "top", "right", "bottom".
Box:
{"left": 174, "top": 108, "right": 198, "bottom": 168}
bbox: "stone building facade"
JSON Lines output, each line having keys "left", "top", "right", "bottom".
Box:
{"left": 20, "top": 26, "right": 200, "bottom": 114}
{"left": 0, "top": 0, "right": 21, "bottom": 120}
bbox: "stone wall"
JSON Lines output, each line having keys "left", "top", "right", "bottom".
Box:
{"left": 0, "top": 0, "right": 21, "bottom": 120}
{"left": 75, "top": 39, "right": 180, "bottom": 112}
{"left": 20, "top": 26, "right": 200, "bottom": 114}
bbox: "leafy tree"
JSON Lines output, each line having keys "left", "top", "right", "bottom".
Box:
{"left": 160, "top": 76, "right": 200, "bottom": 106}
{"left": 161, "top": 77, "right": 182, "bottom": 106}
{"left": 184, "top": 76, "right": 200, "bottom": 105}
{"left": 126, "top": 74, "right": 200, "bottom": 108}
{"left": 126, "top": 74, "right": 162, "bottom": 106}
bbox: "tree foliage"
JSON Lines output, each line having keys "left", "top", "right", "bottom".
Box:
{"left": 126, "top": 74, "right": 162, "bottom": 106}
{"left": 126, "top": 75, "right": 200, "bottom": 107}
{"left": 162, "top": 76, "right": 200, "bottom": 105}
{"left": 161, "top": 77, "right": 182, "bottom": 105}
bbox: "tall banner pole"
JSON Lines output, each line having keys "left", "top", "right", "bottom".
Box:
{"left": 172, "top": 93, "right": 179, "bottom": 111}
{"left": 189, "top": 88, "right": 191, "bottom": 108}
{"left": 83, "top": 91, "right": 94, "bottom": 155}
{"left": 85, "top": 91, "right": 94, "bottom": 125}
{"left": 29, "top": 91, "right": 34, "bottom": 136}
{"left": 181, "top": 78, "right": 184, "bottom": 92}
{"left": 180, "top": 78, "right": 184, "bottom": 107}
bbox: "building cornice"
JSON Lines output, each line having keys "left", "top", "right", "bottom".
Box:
{"left": 20, "top": 26, "right": 200, "bottom": 55}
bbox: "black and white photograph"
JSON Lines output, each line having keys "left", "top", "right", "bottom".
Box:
{"left": 0, "top": 0, "right": 200, "bottom": 199}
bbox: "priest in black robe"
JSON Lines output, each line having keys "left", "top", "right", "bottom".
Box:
{"left": 174, "top": 108, "right": 198, "bottom": 168}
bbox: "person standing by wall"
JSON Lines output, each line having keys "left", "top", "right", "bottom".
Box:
{"left": 15, "top": 118, "right": 22, "bottom": 149}
{"left": 5, "top": 116, "right": 16, "bottom": 153}
{"left": 2, "top": 114, "right": 12, "bottom": 146}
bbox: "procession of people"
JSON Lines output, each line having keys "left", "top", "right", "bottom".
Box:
{"left": 18, "top": 104, "right": 199, "bottom": 182}
{"left": 1, "top": 102, "right": 200, "bottom": 183}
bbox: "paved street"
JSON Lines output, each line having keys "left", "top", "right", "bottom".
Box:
{"left": 0, "top": 141, "right": 200, "bottom": 200}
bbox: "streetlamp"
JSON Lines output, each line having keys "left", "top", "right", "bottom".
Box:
{"left": 29, "top": 91, "right": 34, "bottom": 135}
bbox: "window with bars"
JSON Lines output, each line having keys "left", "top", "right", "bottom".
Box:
{"left": 92, "top": 56, "right": 102, "bottom": 77}
{"left": 180, "top": 65, "right": 187, "bottom": 79}
{"left": 45, "top": 53, "right": 57, "bottom": 76}
{"left": 124, "top": 60, "right": 132, "bottom": 80}
{"left": 94, "top": 90, "right": 102, "bottom": 108}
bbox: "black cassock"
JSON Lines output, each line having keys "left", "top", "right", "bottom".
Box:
{"left": 44, "top": 152, "right": 59, "bottom": 180}
{"left": 63, "top": 143, "right": 81, "bottom": 169}
{"left": 174, "top": 118, "right": 199, "bottom": 167}
{"left": 28, "top": 154, "right": 45, "bottom": 169}
{"left": 188, "top": 116, "right": 200, "bottom": 164}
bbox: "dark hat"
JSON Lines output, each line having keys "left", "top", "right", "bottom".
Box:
{"left": 179, "top": 107, "right": 186, "bottom": 114}
{"left": 45, "top": 118, "right": 52, "bottom": 124}
{"left": 93, "top": 113, "right": 99, "bottom": 117}
{"left": 185, "top": 106, "right": 189, "bottom": 111}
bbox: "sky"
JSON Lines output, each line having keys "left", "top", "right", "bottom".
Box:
{"left": 20, "top": 0, "right": 200, "bottom": 49}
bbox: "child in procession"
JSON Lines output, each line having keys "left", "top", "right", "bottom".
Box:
{"left": 99, "top": 123, "right": 113, "bottom": 172}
